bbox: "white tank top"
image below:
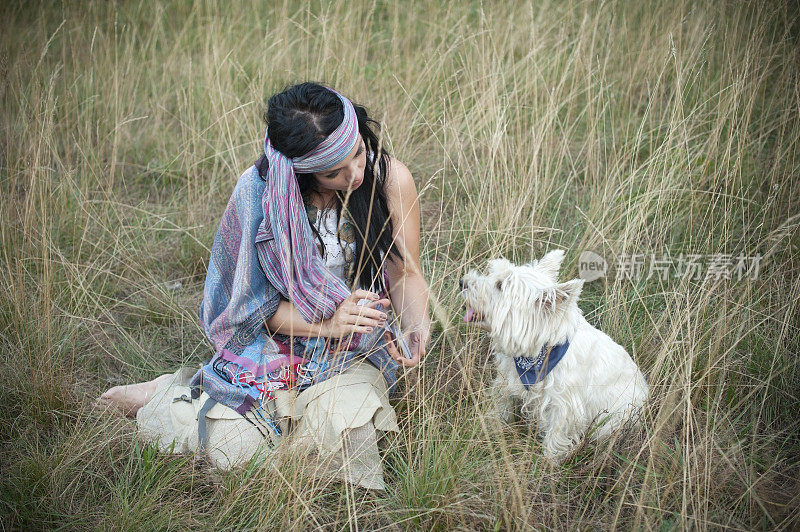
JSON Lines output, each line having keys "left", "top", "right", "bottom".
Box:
{"left": 310, "top": 207, "right": 356, "bottom": 284}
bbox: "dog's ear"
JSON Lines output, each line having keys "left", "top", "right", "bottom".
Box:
{"left": 489, "top": 257, "right": 514, "bottom": 278}
{"left": 489, "top": 257, "right": 513, "bottom": 270}
{"left": 537, "top": 278, "right": 584, "bottom": 311}
{"left": 536, "top": 249, "right": 566, "bottom": 279}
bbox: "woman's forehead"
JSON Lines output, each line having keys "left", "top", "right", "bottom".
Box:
{"left": 321, "top": 134, "right": 363, "bottom": 172}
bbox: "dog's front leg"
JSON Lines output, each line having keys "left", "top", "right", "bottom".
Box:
{"left": 539, "top": 404, "right": 582, "bottom": 464}
{"left": 490, "top": 375, "right": 515, "bottom": 424}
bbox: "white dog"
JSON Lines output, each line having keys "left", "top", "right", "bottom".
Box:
{"left": 460, "top": 250, "right": 648, "bottom": 463}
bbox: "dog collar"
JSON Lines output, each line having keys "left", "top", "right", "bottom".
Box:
{"left": 514, "top": 339, "right": 570, "bottom": 388}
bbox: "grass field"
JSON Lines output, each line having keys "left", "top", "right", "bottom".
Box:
{"left": 1, "top": 0, "right": 799, "bottom": 529}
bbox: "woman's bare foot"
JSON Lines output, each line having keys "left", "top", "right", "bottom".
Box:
{"left": 97, "top": 373, "right": 172, "bottom": 418}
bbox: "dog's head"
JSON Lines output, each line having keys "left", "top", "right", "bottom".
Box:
{"left": 460, "top": 250, "right": 584, "bottom": 353}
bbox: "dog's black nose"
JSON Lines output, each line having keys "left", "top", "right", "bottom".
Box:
{"left": 459, "top": 278, "right": 464, "bottom": 290}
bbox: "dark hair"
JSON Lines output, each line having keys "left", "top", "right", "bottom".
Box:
{"left": 256, "top": 82, "right": 400, "bottom": 291}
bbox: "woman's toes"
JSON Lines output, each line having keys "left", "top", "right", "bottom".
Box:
{"left": 99, "top": 386, "right": 119, "bottom": 401}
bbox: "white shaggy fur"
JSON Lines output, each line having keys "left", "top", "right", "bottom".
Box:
{"left": 461, "top": 250, "right": 648, "bottom": 463}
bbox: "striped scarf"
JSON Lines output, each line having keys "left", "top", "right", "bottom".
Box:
{"left": 254, "top": 88, "right": 359, "bottom": 322}
{"left": 192, "top": 88, "right": 398, "bottom": 419}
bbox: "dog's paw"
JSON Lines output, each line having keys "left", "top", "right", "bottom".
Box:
{"left": 540, "top": 433, "right": 579, "bottom": 465}
{"left": 541, "top": 447, "right": 569, "bottom": 466}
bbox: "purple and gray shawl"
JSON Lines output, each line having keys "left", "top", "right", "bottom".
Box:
{"left": 191, "top": 165, "right": 398, "bottom": 416}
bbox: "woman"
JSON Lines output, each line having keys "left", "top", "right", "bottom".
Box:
{"left": 100, "top": 82, "right": 430, "bottom": 489}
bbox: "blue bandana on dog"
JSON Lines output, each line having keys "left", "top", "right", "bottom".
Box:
{"left": 514, "top": 340, "right": 570, "bottom": 388}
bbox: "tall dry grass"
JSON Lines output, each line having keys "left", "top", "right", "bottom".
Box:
{"left": 1, "top": 0, "right": 798, "bottom": 529}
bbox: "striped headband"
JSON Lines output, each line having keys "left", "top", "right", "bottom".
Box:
{"left": 263, "top": 89, "right": 359, "bottom": 173}
{"left": 257, "top": 88, "right": 359, "bottom": 323}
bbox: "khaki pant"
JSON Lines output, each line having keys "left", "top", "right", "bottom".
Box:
{"left": 135, "top": 360, "right": 398, "bottom": 489}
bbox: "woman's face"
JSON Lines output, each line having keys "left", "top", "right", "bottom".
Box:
{"left": 312, "top": 134, "right": 367, "bottom": 193}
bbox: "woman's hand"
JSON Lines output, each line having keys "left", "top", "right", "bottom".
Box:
{"left": 406, "top": 327, "right": 430, "bottom": 364}
{"left": 383, "top": 324, "right": 429, "bottom": 367}
{"left": 322, "top": 290, "right": 389, "bottom": 338}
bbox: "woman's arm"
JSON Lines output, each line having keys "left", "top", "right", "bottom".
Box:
{"left": 266, "top": 291, "right": 390, "bottom": 338}
{"left": 266, "top": 300, "right": 330, "bottom": 337}
{"left": 384, "top": 157, "right": 431, "bottom": 366}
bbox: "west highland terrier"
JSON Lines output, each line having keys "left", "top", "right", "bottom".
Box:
{"left": 460, "top": 250, "right": 649, "bottom": 463}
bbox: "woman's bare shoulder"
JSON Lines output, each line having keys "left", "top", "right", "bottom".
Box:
{"left": 383, "top": 156, "right": 418, "bottom": 206}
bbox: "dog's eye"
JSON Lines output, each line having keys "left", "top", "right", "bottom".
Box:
{"left": 495, "top": 280, "right": 503, "bottom": 290}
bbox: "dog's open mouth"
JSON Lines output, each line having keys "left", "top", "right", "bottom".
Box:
{"left": 463, "top": 306, "right": 484, "bottom": 324}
